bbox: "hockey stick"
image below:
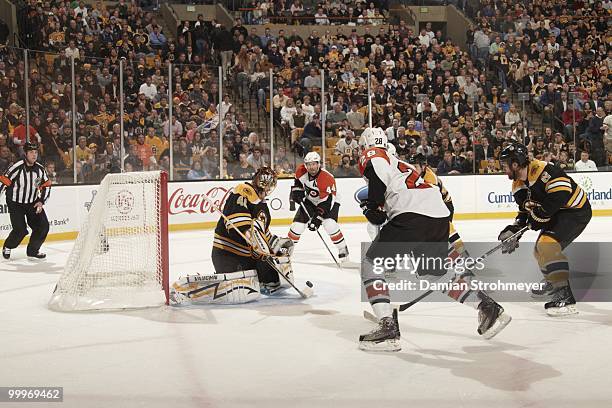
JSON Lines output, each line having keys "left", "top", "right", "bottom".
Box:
{"left": 397, "top": 225, "right": 529, "bottom": 312}
{"left": 298, "top": 201, "right": 341, "bottom": 269}
{"left": 201, "top": 195, "right": 314, "bottom": 299}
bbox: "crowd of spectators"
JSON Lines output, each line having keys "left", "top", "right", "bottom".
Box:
{"left": 236, "top": 0, "right": 611, "bottom": 177}
{"left": 0, "top": 0, "right": 610, "bottom": 184}
{"left": 470, "top": 0, "right": 611, "bottom": 168}
{"left": 2, "top": 0, "right": 282, "bottom": 183}
{"left": 240, "top": 0, "right": 389, "bottom": 26}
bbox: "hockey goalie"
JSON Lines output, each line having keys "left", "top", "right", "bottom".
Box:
{"left": 170, "top": 167, "right": 296, "bottom": 305}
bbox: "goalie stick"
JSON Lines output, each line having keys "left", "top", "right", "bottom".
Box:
{"left": 363, "top": 225, "right": 529, "bottom": 321}
{"left": 299, "top": 201, "right": 341, "bottom": 269}
{"left": 201, "top": 195, "right": 314, "bottom": 299}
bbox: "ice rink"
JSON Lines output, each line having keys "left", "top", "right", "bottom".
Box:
{"left": 2, "top": 218, "right": 612, "bottom": 408}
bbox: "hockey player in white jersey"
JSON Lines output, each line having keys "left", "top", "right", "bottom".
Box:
{"left": 357, "top": 128, "right": 511, "bottom": 351}
{"left": 288, "top": 152, "right": 349, "bottom": 262}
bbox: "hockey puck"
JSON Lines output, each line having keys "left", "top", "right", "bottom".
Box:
{"left": 306, "top": 280, "right": 313, "bottom": 288}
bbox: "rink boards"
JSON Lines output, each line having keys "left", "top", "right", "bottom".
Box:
{"left": 2, "top": 172, "right": 612, "bottom": 244}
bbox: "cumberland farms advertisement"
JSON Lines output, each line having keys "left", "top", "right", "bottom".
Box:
{"left": 2, "top": 172, "right": 610, "bottom": 242}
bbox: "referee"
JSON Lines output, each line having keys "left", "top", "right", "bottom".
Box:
{"left": 0, "top": 142, "right": 51, "bottom": 260}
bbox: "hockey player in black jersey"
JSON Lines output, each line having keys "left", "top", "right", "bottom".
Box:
{"left": 170, "top": 167, "right": 296, "bottom": 305}
{"left": 498, "top": 143, "right": 591, "bottom": 316}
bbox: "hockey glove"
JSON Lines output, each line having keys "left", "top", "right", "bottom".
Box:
{"left": 360, "top": 201, "right": 387, "bottom": 226}
{"left": 308, "top": 215, "right": 323, "bottom": 231}
{"left": 290, "top": 188, "right": 305, "bottom": 203}
{"left": 497, "top": 224, "right": 525, "bottom": 254}
{"left": 524, "top": 200, "right": 552, "bottom": 231}
{"left": 270, "top": 235, "right": 294, "bottom": 256}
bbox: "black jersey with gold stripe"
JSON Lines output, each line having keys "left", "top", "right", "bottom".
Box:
{"left": 423, "top": 167, "right": 453, "bottom": 206}
{"left": 213, "top": 183, "right": 272, "bottom": 258}
{"left": 512, "top": 160, "right": 589, "bottom": 224}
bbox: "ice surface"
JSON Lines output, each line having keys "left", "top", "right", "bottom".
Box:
{"left": 1, "top": 218, "right": 612, "bottom": 408}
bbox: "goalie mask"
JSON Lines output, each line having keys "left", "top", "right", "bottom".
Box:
{"left": 252, "top": 166, "right": 278, "bottom": 198}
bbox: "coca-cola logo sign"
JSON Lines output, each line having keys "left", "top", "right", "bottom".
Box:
{"left": 168, "top": 186, "right": 234, "bottom": 215}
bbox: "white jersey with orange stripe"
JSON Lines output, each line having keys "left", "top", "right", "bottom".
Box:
{"left": 359, "top": 147, "right": 450, "bottom": 220}
{"left": 294, "top": 164, "right": 338, "bottom": 211}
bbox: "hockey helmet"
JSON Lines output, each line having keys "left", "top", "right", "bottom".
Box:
{"left": 252, "top": 166, "right": 277, "bottom": 197}
{"left": 304, "top": 151, "right": 321, "bottom": 164}
{"left": 24, "top": 141, "right": 39, "bottom": 152}
{"left": 499, "top": 143, "right": 529, "bottom": 167}
{"left": 358, "top": 127, "right": 388, "bottom": 149}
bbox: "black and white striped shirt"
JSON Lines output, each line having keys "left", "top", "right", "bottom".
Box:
{"left": 0, "top": 160, "right": 51, "bottom": 204}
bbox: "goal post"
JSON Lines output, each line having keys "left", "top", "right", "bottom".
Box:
{"left": 49, "top": 171, "right": 169, "bottom": 311}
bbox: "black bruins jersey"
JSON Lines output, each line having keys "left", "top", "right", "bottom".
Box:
{"left": 423, "top": 167, "right": 452, "bottom": 206}
{"left": 213, "top": 183, "right": 272, "bottom": 258}
{"left": 512, "top": 160, "right": 589, "bottom": 224}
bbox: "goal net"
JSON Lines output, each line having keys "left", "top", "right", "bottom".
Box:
{"left": 49, "top": 171, "right": 169, "bottom": 311}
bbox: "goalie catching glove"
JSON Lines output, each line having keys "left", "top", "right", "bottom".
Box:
{"left": 360, "top": 200, "right": 387, "bottom": 225}
{"left": 523, "top": 199, "right": 552, "bottom": 230}
{"left": 497, "top": 223, "right": 526, "bottom": 254}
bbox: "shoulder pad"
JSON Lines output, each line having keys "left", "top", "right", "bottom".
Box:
{"left": 359, "top": 147, "right": 389, "bottom": 175}
{"left": 295, "top": 164, "right": 307, "bottom": 178}
{"left": 423, "top": 167, "right": 437, "bottom": 185}
{"left": 527, "top": 160, "right": 547, "bottom": 186}
{"left": 234, "top": 183, "right": 260, "bottom": 204}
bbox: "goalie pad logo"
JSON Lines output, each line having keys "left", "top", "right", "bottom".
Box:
{"left": 171, "top": 275, "right": 260, "bottom": 305}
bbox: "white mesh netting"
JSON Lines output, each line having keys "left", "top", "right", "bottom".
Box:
{"left": 49, "top": 171, "right": 168, "bottom": 311}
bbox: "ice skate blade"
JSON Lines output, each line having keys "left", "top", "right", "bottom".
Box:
{"left": 359, "top": 339, "right": 401, "bottom": 352}
{"left": 546, "top": 305, "right": 578, "bottom": 317}
{"left": 480, "top": 312, "right": 512, "bottom": 340}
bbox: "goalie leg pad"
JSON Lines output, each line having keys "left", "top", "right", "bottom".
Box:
{"left": 170, "top": 270, "right": 260, "bottom": 305}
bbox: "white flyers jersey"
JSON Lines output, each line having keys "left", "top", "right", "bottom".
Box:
{"left": 295, "top": 164, "right": 337, "bottom": 207}
{"left": 358, "top": 147, "right": 450, "bottom": 220}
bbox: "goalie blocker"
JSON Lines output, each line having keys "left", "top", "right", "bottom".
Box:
{"left": 170, "top": 167, "right": 297, "bottom": 304}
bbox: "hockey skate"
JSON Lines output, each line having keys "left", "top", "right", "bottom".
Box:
{"left": 2, "top": 246, "right": 10, "bottom": 260}
{"left": 477, "top": 296, "right": 512, "bottom": 340}
{"left": 531, "top": 278, "right": 554, "bottom": 299}
{"left": 545, "top": 284, "right": 578, "bottom": 317}
{"left": 27, "top": 252, "right": 46, "bottom": 260}
{"left": 359, "top": 309, "right": 401, "bottom": 352}
{"left": 260, "top": 281, "right": 286, "bottom": 296}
